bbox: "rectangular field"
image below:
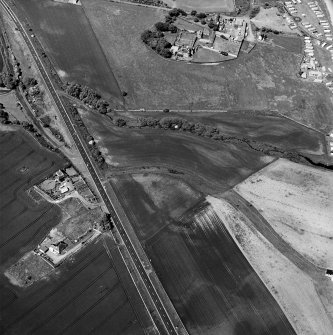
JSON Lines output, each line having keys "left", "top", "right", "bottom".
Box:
{"left": 14, "top": 0, "right": 122, "bottom": 100}
{"left": 110, "top": 175, "right": 296, "bottom": 335}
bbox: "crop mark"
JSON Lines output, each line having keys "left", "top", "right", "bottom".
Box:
{"left": 30, "top": 264, "right": 114, "bottom": 333}
{"left": 4, "top": 249, "right": 105, "bottom": 331}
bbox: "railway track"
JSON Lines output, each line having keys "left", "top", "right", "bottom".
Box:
{"left": 0, "top": 1, "right": 179, "bottom": 334}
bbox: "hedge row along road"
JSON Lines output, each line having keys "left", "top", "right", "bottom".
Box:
{"left": 0, "top": 1, "right": 178, "bottom": 334}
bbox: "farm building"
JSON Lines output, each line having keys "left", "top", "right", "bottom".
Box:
{"left": 49, "top": 241, "right": 68, "bottom": 255}
{"left": 65, "top": 167, "right": 78, "bottom": 177}
{"left": 325, "top": 269, "right": 333, "bottom": 281}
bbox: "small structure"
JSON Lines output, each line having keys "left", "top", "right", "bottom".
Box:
{"left": 55, "top": 170, "right": 65, "bottom": 181}
{"left": 49, "top": 241, "right": 67, "bottom": 255}
{"left": 65, "top": 167, "right": 77, "bottom": 177}
{"left": 59, "top": 184, "right": 69, "bottom": 194}
{"left": 325, "top": 269, "right": 333, "bottom": 281}
{"left": 39, "top": 245, "right": 49, "bottom": 254}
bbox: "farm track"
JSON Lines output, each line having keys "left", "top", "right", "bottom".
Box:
{"left": 3, "top": 248, "right": 105, "bottom": 331}
{"left": 30, "top": 264, "right": 116, "bottom": 334}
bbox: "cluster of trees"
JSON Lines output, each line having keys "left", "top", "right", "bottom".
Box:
{"left": 141, "top": 30, "right": 172, "bottom": 58}
{"left": 155, "top": 21, "right": 177, "bottom": 33}
{"left": 134, "top": 116, "right": 223, "bottom": 139}
{"left": 66, "top": 83, "right": 110, "bottom": 114}
{"left": 141, "top": 7, "right": 189, "bottom": 58}
{"left": 127, "top": 0, "right": 169, "bottom": 7}
{"left": 0, "top": 72, "right": 18, "bottom": 89}
{"left": 169, "top": 8, "right": 187, "bottom": 17}
{"left": 99, "top": 213, "right": 113, "bottom": 231}
{"left": 67, "top": 104, "right": 105, "bottom": 168}
{"left": 249, "top": 6, "right": 260, "bottom": 19}
{"left": 0, "top": 106, "right": 9, "bottom": 124}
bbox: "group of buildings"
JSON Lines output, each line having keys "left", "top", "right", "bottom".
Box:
{"left": 38, "top": 166, "right": 97, "bottom": 203}
{"left": 170, "top": 15, "right": 247, "bottom": 61}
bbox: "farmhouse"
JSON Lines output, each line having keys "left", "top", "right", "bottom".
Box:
{"left": 326, "top": 269, "right": 333, "bottom": 281}
{"left": 49, "top": 241, "right": 68, "bottom": 255}
{"left": 167, "top": 14, "right": 246, "bottom": 62}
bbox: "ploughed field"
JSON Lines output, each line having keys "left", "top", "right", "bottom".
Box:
{"left": 110, "top": 174, "right": 296, "bottom": 335}
{"left": 0, "top": 130, "right": 149, "bottom": 335}
{"left": 14, "top": 0, "right": 122, "bottom": 100}
{"left": 0, "top": 239, "right": 148, "bottom": 335}
{"left": 0, "top": 130, "right": 64, "bottom": 271}
{"left": 82, "top": 0, "right": 333, "bottom": 130}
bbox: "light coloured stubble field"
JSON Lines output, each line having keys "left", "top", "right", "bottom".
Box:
{"left": 234, "top": 158, "right": 333, "bottom": 268}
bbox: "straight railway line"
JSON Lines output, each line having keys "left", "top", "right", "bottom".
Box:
{"left": 0, "top": 1, "right": 179, "bottom": 334}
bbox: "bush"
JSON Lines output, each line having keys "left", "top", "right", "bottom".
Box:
{"left": 196, "top": 12, "right": 206, "bottom": 19}
{"left": 208, "top": 21, "right": 215, "bottom": 29}
{"left": 201, "top": 19, "right": 206, "bottom": 25}
{"left": 194, "top": 17, "right": 199, "bottom": 22}
{"left": 249, "top": 6, "right": 260, "bottom": 19}
{"left": 169, "top": 24, "right": 177, "bottom": 33}
{"left": 190, "top": 10, "right": 197, "bottom": 16}
{"left": 155, "top": 21, "right": 170, "bottom": 32}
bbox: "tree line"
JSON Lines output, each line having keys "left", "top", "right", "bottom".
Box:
{"left": 109, "top": 115, "right": 313, "bottom": 165}
{"left": 66, "top": 82, "right": 111, "bottom": 114}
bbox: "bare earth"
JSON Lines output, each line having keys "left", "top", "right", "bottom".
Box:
{"left": 234, "top": 158, "right": 333, "bottom": 268}
{"left": 207, "top": 196, "right": 333, "bottom": 335}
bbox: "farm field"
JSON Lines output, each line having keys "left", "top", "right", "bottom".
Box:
{"left": 163, "top": 0, "right": 235, "bottom": 12}
{"left": 0, "top": 237, "right": 150, "bottom": 335}
{"left": 14, "top": 0, "right": 122, "bottom": 101}
{"left": 82, "top": 0, "right": 333, "bottom": 130}
{"left": 84, "top": 110, "right": 274, "bottom": 194}
{"left": 234, "top": 158, "right": 333, "bottom": 268}
{"left": 110, "top": 175, "right": 296, "bottom": 335}
{"left": 0, "top": 129, "right": 65, "bottom": 271}
{"left": 121, "top": 110, "right": 326, "bottom": 156}
{"left": 208, "top": 196, "right": 333, "bottom": 335}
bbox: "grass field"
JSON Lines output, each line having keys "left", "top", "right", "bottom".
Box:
{"left": 14, "top": 0, "right": 122, "bottom": 101}
{"left": 85, "top": 111, "right": 273, "bottom": 194}
{"left": 234, "top": 158, "right": 333, "bottom": 268}
{"left": 163, "top": 0, "right": 235, "bottom": 12}
{"left": 110, "top": 175, "right": 296, "bottom": 335}
{"left": 82, "top": 0, "right": 333, "bottom": 130}
{"left": 0, "top": 238, "right": 150, "bottom": 335}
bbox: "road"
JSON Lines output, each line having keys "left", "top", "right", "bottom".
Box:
{"left": 0, "top": 1, "right": 178, "bottom": 334}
